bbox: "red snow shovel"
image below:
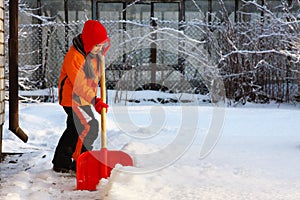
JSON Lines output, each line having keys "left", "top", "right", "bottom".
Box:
{"left": 76, "top": 54, "right": 133, "bottom": 191}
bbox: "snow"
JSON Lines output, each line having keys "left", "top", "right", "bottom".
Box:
{"left": 1, "top": 91, "right": 300, "bottom": 200}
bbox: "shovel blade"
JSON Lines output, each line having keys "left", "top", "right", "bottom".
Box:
{"left": 76, "top": 148, "right": 133, "bottom": 190}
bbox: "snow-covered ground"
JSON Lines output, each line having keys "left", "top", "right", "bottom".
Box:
{"left": 1, "top": 91, "right": 300, "bottom": 200}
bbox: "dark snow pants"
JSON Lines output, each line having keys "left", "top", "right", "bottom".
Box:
{"left": 52, "top": 106, "right": 99, "bottom": 169}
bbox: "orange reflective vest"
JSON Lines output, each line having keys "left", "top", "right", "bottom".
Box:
{"left": 58, "top": 45, "right": 99, "bottom": 107}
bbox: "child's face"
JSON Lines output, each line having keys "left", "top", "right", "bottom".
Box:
{"left": 90, "top": 43, "right": 104, "bottom": 55}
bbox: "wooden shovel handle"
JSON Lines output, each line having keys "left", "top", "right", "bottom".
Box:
{"left": 100, "top": 55, "right": 107, "bottom": 148}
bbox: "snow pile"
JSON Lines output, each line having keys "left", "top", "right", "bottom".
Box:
{"left": 1, "top": 100, "right": 300, "bottom": 199}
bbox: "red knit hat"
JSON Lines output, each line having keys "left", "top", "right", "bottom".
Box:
{"left": 81, "top": 20, "right": 108, "bottom": 54}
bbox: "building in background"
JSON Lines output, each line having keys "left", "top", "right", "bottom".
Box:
{"left": 0, "top": 0, "right": 4, "bottom": 157}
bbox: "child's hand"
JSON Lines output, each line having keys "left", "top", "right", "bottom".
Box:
{"left": 95, "top": 97, "right": 108, "bottom": 113}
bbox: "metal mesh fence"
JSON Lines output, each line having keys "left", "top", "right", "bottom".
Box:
{"left": 17, "top": 22, "right": 83, "bottom": 89}
{"left": 6, "top": 19, "right": 300, "bottom": 104}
